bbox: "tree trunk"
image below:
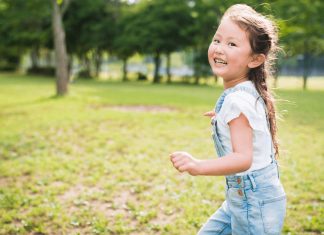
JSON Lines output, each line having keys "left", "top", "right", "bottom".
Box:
{"left": 193, "top": 49, "right": 200, "bottom": 84}
{"left": 52, "top": 0, "right": 69, "bottom": 96}
{"left": 302, "top": 40, "right": 311, "bottom": 90}
{"left": 194, "top": 75, "right": 200, "bottom": 84}
{"left": 122, "top": 57, "right": 128, "bottom": 81}
{"left": 94, "top": 50, "right": 102, "bottom": 78}
{"left": 45, "top": 49, "right": 53, "bottom": 67}
{"left": 214, "top": 75, "right": 218, "bottom": 84}
{"left": 273, "top": 62, "right": 279, "bottom": 88}
{"left": 166, "top": 53, "right": 171, "bottom": 83}
{"left": 68, "top": 55, "right": 73, "bottom": 79}
{"left": 302, "top": 53, "right": 310, "bottom": 90}
{"left": 30, "top": 47, "right": 39, "bottom": 68}
{"left": 82, "top": 55, "right": 91, "bottom": 78}
{"left": 153, "top": 52, "right": 161, "bottom": 83}
{"left": 273, "top": 74, "right": 278, "bottom": 88}
{"left": 273, "top": 61, "right": 280, "bottom": 88}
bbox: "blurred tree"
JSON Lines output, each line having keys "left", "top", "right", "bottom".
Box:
{"left": 51, "top": 0, "right": 71, "bottom": 96}
{"left": 272, "top": 0, "right": 324, "bottom": 89}
{"left": 0, "top": 0, "right": 19, "bottom": 71}
{"left": 129, "top": 0, "right": 193, "bottom": 83}
{"left": 158, "top": 0, "right": 194, "bottom": 83}
{"left": 188, "top": 0, "right": 226, "bottom": 84}
{"left": 113, "top": 4, "right": 139, "bottom": 81}
{"left": 65, "top": 0, "right": 118, "bottom": 78}
{"left": 0, "top": 0, "right": 51, "bottom": 70}
{"left": 1, "top": 0, "right": 323, "bottom": 88}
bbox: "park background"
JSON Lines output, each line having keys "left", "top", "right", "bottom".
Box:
{"left": 0, "top": 0, "right": 323, "bottom": 234}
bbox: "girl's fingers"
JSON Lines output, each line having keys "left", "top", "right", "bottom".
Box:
{"left": 172, "top": 154, "right": 190, "bottom": 165}
{"left": 170, "top": 152, "right": 192, "bottom": 173}
{"left": 178, "top": 164, "right": 188, "bottom": 173}
{"left": 172, "top": 156, "right": 187, "bottom": 167}
{"left": 170, "top": 154, "right": 181, "bottom": 163}
{"left": 169, "top": 151, "right": 182, "bottom": 159}
{"left": 170, "top": 152, "right": 186, "bottom": 162}
{"left": 203, "top": 111, "right": 215, "bottom": 117}
{"left": 173, "top": 159, "right": 187, "bottom": 169}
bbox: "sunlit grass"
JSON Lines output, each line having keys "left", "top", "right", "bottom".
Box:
{"left": 0, "top": 73, "right": 323, "bottom": 234}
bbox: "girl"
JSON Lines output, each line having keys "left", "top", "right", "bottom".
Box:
{"left": 170, "top": 4, "right": 286, "bottom": 235}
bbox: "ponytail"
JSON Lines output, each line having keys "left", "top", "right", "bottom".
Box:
{"left": 249, "top": 65, "right": 279, "bottom": 157}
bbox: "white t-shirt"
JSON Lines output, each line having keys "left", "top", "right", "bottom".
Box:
{"left": 216, "top": 81, "right": 273, "bottom": 175}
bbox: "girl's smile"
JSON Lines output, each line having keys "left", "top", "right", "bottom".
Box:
{"left": 213, "top": 58, "right": 228, "bottom": 65}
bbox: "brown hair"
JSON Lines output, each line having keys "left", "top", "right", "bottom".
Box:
{"left": 223, "top": 4, "right": 280, "bottom": 157}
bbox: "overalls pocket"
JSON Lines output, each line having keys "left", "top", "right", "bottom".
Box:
{"left": 259, "top": 194, "right": 286, "bottom": 234}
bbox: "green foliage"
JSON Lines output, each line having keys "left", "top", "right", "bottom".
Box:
{"left": 114, "top": 0, "right": 194, "bottom": 60}
{"left": 0, "top": 0, "right": 51, "bottom": 50}
{"left": 141, "top": 0, "right": 193, "bottom": 54}
{"left": 1, "top": 0, "right": 323, "bottom": 83}
{"left": 271, "top": 0, "right": 324, "bottom": 56}
{"left": 0, "top": 0, "right": 51, "bottom": 70}
{"left": 116, "top": 0, "right": 194, "bottom": 82}
{"left": 65, "top": 0, "right": 117, "bottom": 56}
{"left": 0, "top": 74, "right": 323, "bottom": 234}
{"left": 188, "top": 0, "right": 226, "bottom": 78}
{"left": 113, "top": 4, "right": 140, "bottom": 60}
{"left": 0, "top": 48, "right": 20, "bottom": 71}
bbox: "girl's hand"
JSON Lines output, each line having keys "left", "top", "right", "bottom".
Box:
{"left": 169, "top": 151, "right": 201, "bottom": 176}
{"left": 204, "top": 110, "right": 216, "bottom": 125}
{"left": 203, "top": 110, "right": 216, "bottom": 117}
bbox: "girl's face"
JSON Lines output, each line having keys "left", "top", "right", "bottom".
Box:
{"left": 208, "top": 17, "right": 255, "bottom": 83}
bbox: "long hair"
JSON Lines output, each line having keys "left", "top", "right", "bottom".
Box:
{"left": 223, "top": 4, "right": 280, "bottom": 157}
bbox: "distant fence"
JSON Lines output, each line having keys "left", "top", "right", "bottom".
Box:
{"left": 279, "top": 56, "right": 324, "bottom": 77}
{"left": 19, "top": 53, "right": 324, "bottom": 78}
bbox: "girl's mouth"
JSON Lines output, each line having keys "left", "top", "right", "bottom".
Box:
{"left": 214, "top": 58, "right": 227, "bottom": 65}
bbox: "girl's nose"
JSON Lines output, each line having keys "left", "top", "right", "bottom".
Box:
{"left": 214, "top": 44, "right": 223, "bottom": 54}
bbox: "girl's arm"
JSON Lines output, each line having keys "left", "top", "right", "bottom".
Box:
{"left": 170, "top": 113, "right": 253, "bottom": 176}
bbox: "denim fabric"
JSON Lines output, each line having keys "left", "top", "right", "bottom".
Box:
{"left": 198, "top": 85, "right": 286, "bottom": 235}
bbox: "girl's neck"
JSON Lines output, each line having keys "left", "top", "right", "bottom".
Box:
{"left": 223, "top": 76, "right": 249, "bottom": 89}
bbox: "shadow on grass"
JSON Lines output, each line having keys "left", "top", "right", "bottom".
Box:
{"left": 0, "top": 94, "right": 68, "bottom": 110}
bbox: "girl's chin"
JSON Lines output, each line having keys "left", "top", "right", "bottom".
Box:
{"left": 212, "top": 68, "right": 227, "bottom": 77}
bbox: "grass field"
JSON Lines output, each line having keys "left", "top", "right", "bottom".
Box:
{"left": 0, "top": 74, "right": 323, "bottom": 234}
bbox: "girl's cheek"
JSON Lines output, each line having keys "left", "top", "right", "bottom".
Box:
{"left": 208, "top": 44, "right": 214, "bottom": 55}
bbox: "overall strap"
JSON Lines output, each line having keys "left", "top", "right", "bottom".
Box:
{"left": 215, "top": 85, "right": 275, "bottom": 161}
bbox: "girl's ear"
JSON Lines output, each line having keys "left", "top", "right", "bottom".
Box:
{"left": 248, "top": 54, "right": 266, "bottom": 68}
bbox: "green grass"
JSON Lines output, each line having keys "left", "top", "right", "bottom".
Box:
{"left": 0, "top": 73, "right": 323, "bottom": 234}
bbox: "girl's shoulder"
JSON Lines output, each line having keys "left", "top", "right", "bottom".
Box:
{"left": 226, "top": 90, "right": 256, "bottom": 103}
{"left": 224, "top": 88, "right": 258, "bottom": 109}
{"left": 219, "top": 84, "right": 266, "bottom": 131}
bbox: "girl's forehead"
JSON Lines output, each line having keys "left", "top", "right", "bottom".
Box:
{"left": 215, "top": 18, "right": 249, "bottom": 41}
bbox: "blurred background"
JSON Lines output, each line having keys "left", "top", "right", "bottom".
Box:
{"left": 0, "top": 0, "right": 323, "bottom": 93}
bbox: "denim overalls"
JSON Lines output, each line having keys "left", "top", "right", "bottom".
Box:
{"left": 198, "top": 85, "right": 286, "bottom": 235}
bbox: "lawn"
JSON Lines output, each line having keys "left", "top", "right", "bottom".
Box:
{"left": 0, "top": 74, "right": 323, "bottom": 234}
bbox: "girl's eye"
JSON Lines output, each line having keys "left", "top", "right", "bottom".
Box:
{"left": 213, "top": 39, "right": 220, "bottom": 44}
{"left": 228, "top": 42, "right": 236, "bottom": 47}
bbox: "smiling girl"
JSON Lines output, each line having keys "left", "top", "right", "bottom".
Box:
{"left": 170, "top": 4, "right": 286, "bottom": 235}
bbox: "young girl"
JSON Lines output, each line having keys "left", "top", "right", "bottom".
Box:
{"left": 170, "top": 4, "right": 286, "bottom": 235}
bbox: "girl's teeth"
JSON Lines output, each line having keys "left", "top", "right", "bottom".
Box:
{"left": 214, "top": 59, "right": 227, "bottom": 64}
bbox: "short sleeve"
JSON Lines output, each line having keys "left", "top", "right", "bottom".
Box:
{"left": 219, "top": 91, "right": 265, "bottom": 132}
